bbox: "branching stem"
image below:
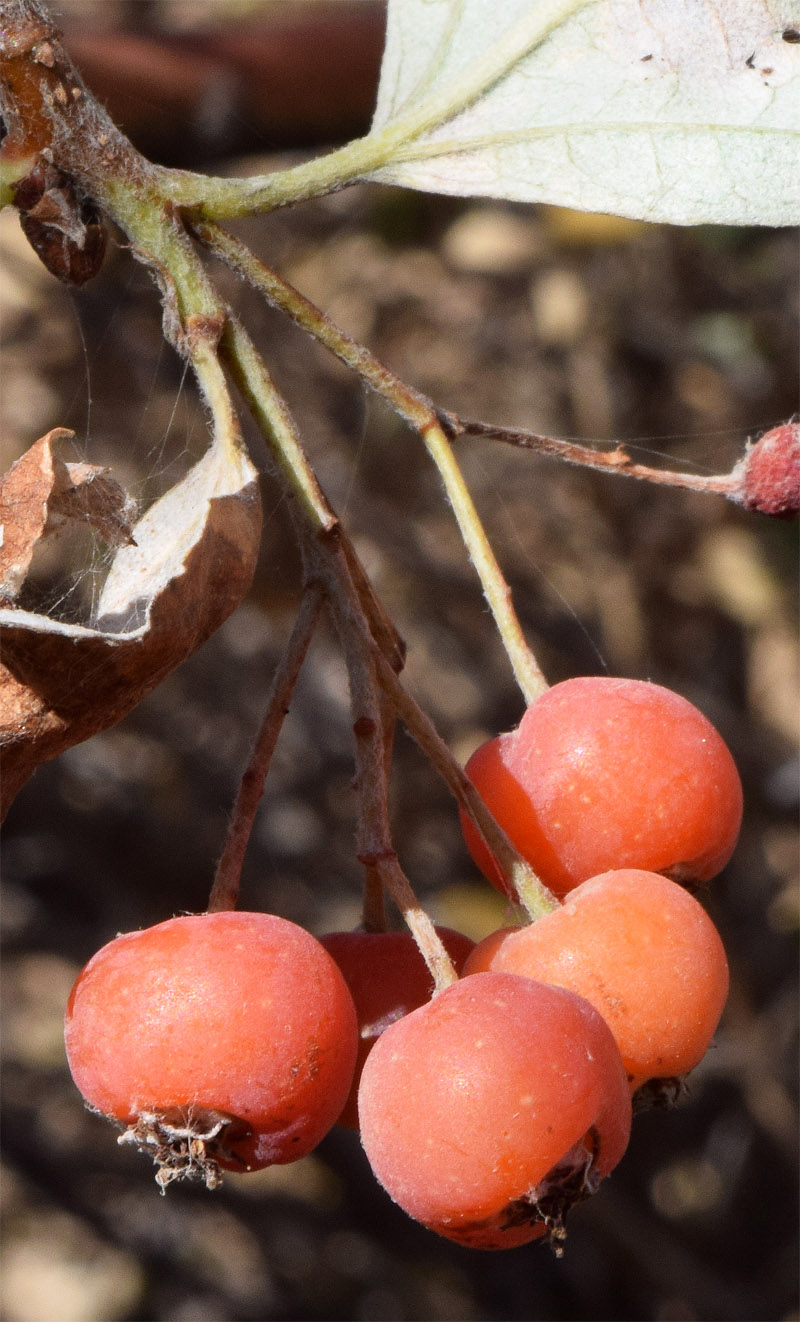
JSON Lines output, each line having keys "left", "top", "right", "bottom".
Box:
{"left": 211, "top": 304, "right": 464, "bottom": 980}
{"left": 192, "top": 220, "right": 547, "bottom": 703}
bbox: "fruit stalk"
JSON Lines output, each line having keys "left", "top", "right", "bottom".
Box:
{"left": 311, "top": 527, "right": 459, "bottom": 991}
{"left": 367, "top": 640, "right": 558, "bottom": 921}
{"left": 207, "top": 583, "right": 326, "bottom": 913}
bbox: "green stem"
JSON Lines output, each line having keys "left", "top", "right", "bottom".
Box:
{"left": 166, "top": 0, "right": 594, "bottom": 219}
{"left": 419, "top": 418, "right": 548, "bottom": 705}
{"left": 190, "top": 218, "right": 436, "bottom": 422}
{"left": 220, "top": 315, "right": 407, "bottom": 678}
{"left": 192, "top": 221, "right": 547, "bottom": 704}
{"left": 108, "top": 186, "right": 222, "bottom": 329}
{"left": 220, "top": 317, "right": 337, "bottom": 535}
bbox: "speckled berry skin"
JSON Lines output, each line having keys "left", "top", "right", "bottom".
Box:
{"left": 65, "top": 912, "right": 359, "bottom": 1173}
{"left": 358, "top": 972, "right": 631, "bottom": 1249}
{"left": 462, "top": 677, "right": 742, "bottom": 900}
{"left": 464, "top": 869, "right": 729, "bottom": 1089}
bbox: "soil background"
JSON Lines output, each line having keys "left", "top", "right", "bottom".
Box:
{"left": 2, "top": 5, "right": 798, "bottom": 1321}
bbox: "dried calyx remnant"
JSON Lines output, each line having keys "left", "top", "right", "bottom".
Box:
{"left": 116, "top": 1108, "right": 248, "bottom": 1193}
{"left": 504, "top": 1137, "right": 603, "bottom": 1257}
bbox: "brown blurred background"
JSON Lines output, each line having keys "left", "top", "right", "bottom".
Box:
{"left": 1, "top": 3, "right": 798, "bottom": 1320}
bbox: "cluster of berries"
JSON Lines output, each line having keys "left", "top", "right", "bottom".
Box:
{"left": 64, "top": 677, "right": 741, "bottom": 1250}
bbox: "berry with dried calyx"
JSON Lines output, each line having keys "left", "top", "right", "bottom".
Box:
{"left": 358, "top": 971, "right": 631, "bottom": 1249}
{"left": 64, "top": 911, "right": 359, "bottom": 1187}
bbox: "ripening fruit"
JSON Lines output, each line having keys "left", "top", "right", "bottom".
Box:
{"left": 464, "top": 869, "right": 729, "bottom": 1089}
{"left": 461, "top": 677, "right": 742, "bottom": 900}
{"left": 358, "top": 972, "right": 631, "bottom": 1249}
{"left": 320, "top": 926, "right": 475, "bottom": 1128}
{"left": 64, "top": 912, "right": 358, "bottom": 1186}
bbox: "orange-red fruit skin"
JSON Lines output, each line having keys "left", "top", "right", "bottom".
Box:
{"left": 64, "top": 912, "right": 359, "bottom": 1171}
{"left": 462, "top": 677, "right": 742, "bottom": 899}
{"left": 358, "top": 972, "right": 631, "bottom": 1249}
{"left": 464, "top": 869, "right": 729, "bottom": 1087}
{"left": 320, "top": 927, "right": 475, "bottom": 1129}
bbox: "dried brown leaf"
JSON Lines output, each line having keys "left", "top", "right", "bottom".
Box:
{"left": 0, "top": 424, "right": 262, "bottom": 818}
{"left": 50, "top": 460, "right": 137, "bottom": 547}
{"left": 0, "top": 427, "right": 135, "bottom": 605}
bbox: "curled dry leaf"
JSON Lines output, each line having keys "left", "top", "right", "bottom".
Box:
{"left": 0, "top": 427, "right": 136, "bottom": 604}
{"left": 0, "top": 421, "right": 262, "bottom": 819}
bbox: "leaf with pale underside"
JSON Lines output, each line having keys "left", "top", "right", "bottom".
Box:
{"left": 0, "top": 415, "right": 261, "bottom": 818}
{"left": 364, "top": 0, "right": 800, "bottom": 226}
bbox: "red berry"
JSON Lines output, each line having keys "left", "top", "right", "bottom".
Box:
{"left": 461, "top": 677, "right": 742, "bottom": 900}
{"left": 731, "top": 421, "right": 800, "bottom": 518}
{"left": 464, "top": 869, "right": 729, "bottom": 1089}
{"left": 358, "top": 972, "right": 631, "bottom": 1250}
{"left": 64, "top": 911, "right": 358, "bottom": 1187}
{"left": 320, "top": 926, "right": 475, "bottom": 1128}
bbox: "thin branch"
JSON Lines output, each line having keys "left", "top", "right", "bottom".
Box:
{"left": 220, "top": 315, "right": 408, "bottom": 674}
{"left": 192, "top": 220, "right": 547, "bottom": 703}
{"left": 360, "top": 860, "right": 388, "bottom": 934}
{"left": 307, "top": 526, "right": 459, "bottom": 990}
{"left": 359, "top": 685, "right": 398, "bottom": 934}
{"left": 380, "top": 855, "right": 461, "bottom": 994}
{"left": 216, "top": 314, "right": 462, "bottom": 976}
{"left": 451, "top": 418, "right": 740, "bottom": 497}
{"left": 418, "top": 417, "right": 549, "bottom": 703}
{"left": 194, "top": 222, "right": 758, "bottom": 518}
{"left": 368, "top": 639, "right": 559, "bottom": 923}
{"left": 339, "top": 534, "right": 406, "bottom": 675}
{"left": 220, "top": 316, "right": 338, "bottom": 535}
{"left": 207, "top": 583, "right": 325, "bottom": 913}
{"left": 189, "top": 218, "right": 447, "bottom": 437}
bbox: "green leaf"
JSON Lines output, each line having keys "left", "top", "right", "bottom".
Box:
{"left": 364, "top": 0, "right": 800, "bottom": 226}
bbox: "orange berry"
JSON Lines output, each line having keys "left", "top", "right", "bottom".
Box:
{"left": 65, "top": 911, "right": 358, "bottom": 1185}
{"left": 358, "top": 972, "right": 631, "bottom": 1249}
{"left": 464, "top": 869, "right": 729, "bottom": 1087}
{"left": 462, "top": 677, "right": 742, "bottom": 899}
